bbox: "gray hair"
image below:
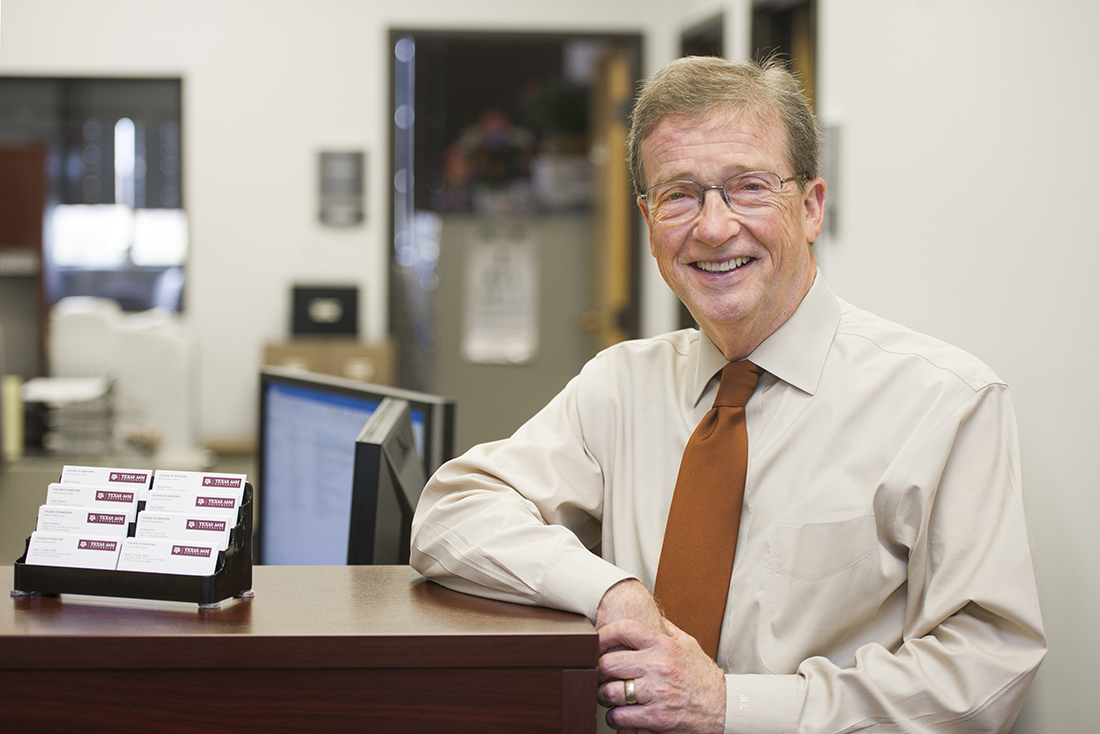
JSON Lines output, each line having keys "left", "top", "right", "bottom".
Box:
{"left": 627, "top": 55, "right": 821, "bottom": 195}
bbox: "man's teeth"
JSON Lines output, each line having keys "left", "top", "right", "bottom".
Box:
{"left": 696, "top": 257, "right": 751, "bottom": 273}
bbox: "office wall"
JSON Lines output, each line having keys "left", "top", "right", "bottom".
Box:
{"left": 813, "top": 2, "right": 1099, "bottom": 732}
{"left": 0, "top": 0, "right": 675, "bottom": 444}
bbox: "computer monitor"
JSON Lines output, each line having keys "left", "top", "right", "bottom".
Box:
{"left": 348, "top": 398, "right": 425, "bottom": 565}
{"left": 256, "top": 367, "right": 454, "bottom": 565}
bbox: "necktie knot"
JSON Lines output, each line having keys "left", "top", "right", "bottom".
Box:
{"left": 713, "top": 360, "right": 763, "bottom": 409}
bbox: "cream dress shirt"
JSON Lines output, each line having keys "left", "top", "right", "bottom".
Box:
{"left": 411, "top": 273, "right": 1046, "bottom": 733}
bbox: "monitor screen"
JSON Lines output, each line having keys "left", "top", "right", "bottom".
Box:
{"left": 257, "top": 367, "right": 454, "bottom": 565}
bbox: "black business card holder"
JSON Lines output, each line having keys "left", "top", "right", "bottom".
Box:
{"left": 12, "top": 484, "right": 254, "bottom": 608}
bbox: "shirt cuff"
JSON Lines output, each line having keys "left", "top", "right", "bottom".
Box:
{"left": 540, "top": 546, "right": 635, "bottom": 622}
{"left": 724, "top": 673, "right": 802, "bottom": 733}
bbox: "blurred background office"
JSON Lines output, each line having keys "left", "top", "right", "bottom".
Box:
{"left": 1, "top": 2, "right": 1097, "bottom": 732}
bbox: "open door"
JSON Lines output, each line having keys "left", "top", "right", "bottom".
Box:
{"left": 586, "top": 47, "right": 636, "bottom": 353}
{"left": 388, "top": 31, "right": 642, "bottom": 453}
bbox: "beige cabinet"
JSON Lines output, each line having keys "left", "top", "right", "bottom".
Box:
{"left": 263, "top": 339, "right": 394, "bottom": 385}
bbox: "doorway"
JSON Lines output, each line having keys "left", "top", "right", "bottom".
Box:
{"left": 0, "top": 78, "right": 186, "bottom": 380}
{"left": 388, "top": 30, "right": 643, "bottom": 452}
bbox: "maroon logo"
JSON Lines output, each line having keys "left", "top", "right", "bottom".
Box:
{"left": 95, "top": 490, "right": 135, "bottom": 504}
{"left": 108, "top": 471, "right": 149, "bottom": 484}
{"left": 186, "top": 518, "right": 227, "bottom": 532}
{"left": 78, "top": 539, "right": 119, "bottom": 552}
{"left": 171, "top": 545, "right": 212, "bottom": 558}
{"left": 195, "top": 496, "right": 236, "bottom": 509}
{"left": 87, "top": 512, "right": 126, "bottom": 526}
{"left": 202, "top": 476, "right": 243, "bottom": 489}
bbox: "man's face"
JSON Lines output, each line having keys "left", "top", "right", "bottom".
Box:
{"left": 639, "top": 110, "right": 825, "bottom": 358}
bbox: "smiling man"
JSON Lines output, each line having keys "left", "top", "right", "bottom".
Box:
{"left": 411, "top": 56, "right": 1045, "bottom": 733}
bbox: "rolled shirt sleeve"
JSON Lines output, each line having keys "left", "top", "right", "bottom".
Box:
{"left": 411, "top": 366, "right": 635, "bottom": 620}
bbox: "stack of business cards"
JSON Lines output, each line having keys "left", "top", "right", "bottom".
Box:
{"left": 144, "top": 471, "right": 246, "bottom": 523}
{"left": 58, "top": 465, "right": 154, "bottom": 502}
{"left": 118, "top": 470, "right": 248, "bottom": 576}
{"left": 24, "top": 469, "right": 151, "bottom": 571}
{"left": 134, "top": 512, "right": 233, "bottom": 551}
{"left": 24, "top": 466, "right": 248, "bottom": 577}
{"left": 151, "top": 469, "right": 248, "bottom": 495}
{"left": 24, "top": 534, "right": 124, "bottom": 571}
{"left": 35, "top": 505, "right": 130, "bottom": 537}
{"left": 45, "top": 483, "right": 141, "bottom": 522}
{"left": 116, "top": 538, "right": 221, "bottom": 576}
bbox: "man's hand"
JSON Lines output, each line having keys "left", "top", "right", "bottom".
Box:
{"left": 597, "top": 619, "right": 726, "bottom": 733}
{"left": 594, "top": 581, "right": 726, "bottom": 733}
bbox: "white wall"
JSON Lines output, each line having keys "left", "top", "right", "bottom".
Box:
{"left": 815, "top": 2, "right": 1100, "bottom": 732}
{"left": 2, "top": 1, "right": 1096, "bottom": 730}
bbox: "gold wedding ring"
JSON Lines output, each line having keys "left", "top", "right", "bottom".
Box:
{"left": 624, "top": 678, "right": 637, "bottom": 705}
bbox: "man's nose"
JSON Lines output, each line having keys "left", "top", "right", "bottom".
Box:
{"left": 694, "top": 187, "right": 741, "bottom": 245}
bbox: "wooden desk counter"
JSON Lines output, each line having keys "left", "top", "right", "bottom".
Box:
{"left": 1, "top": 565, "right": 598, "bottom": 733}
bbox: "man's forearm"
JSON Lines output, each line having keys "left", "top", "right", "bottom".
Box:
{"left": 595, "top": 578, "right": 666, "bottom": 632}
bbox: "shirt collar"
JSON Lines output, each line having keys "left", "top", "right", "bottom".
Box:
{"left": 691, "top": 269, "right": 841, "bottom": 405}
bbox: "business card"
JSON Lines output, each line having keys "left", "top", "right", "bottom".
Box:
{"left": 116, "top": 537, "right": 219, "bottom": 576}
{"left": 45, "top": 483, "right": 139, "bottom": 522}
{"left": 36, "top": 505, "right": 129, "bottom": 538}
{"left": 59, "top": 465, "right": 154, "bottom": 501}
{"left": 144, "top": 489, "right": 241, "bottom": 521}
{"left": 135, "top": 511, "right": 232, "bottom": 551}
{"left": 152, "top": 470, "right": 247, "bottom": 499}
{"left": 25, "top": 532, "right": 123, "bottom": 570}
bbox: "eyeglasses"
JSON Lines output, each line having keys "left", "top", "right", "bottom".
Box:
{"left": 640, "top": 171, "right": 808, "bottom": 225}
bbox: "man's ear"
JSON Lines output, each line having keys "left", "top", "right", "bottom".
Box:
{"left": 803, "top": 178, "right": 827, "bottom": 243}
{"left": 638, "top": 196, "right": 658, "bottom": 257}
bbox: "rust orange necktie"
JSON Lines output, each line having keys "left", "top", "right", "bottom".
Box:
{"left": 653, "top": 359, "right": 763, "bottom": 660}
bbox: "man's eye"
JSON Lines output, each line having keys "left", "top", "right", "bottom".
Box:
{"left": 733, "top": 179, "right": 766, "bottom": 192}
{"left": 655, "top": 187, "right": 696, "bottom": 205}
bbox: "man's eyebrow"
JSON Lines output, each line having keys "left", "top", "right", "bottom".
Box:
{"left": 652, "top": 165, "right": 775, "bottom": 184}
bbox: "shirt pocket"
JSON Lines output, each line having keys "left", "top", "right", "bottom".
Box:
{"left": 758, "top": 514, "right": 890, "bottom": 673}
